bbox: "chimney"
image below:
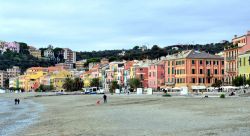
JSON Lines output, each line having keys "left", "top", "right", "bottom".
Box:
{"left": 234, "top": 35, "right": 237, "bottom": 38}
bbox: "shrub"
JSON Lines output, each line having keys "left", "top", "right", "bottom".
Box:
{"left": 220, "top": 94, "right": 225, "bottom": 98}
{"left": 162, "top": 93, "right": 171, "bottom": 97}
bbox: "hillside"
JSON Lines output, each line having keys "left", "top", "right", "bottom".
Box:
{"left": 77, "top": 42, "right": 227, "bottom": 61}
{"left": 0, "top": 41, "right": 228, "bottom": 72}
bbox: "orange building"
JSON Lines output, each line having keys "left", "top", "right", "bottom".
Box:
{"left": 224, "top": 31, "right": 250, "bottom": 84}
{"left": 165, "top": 50, "right": 224, "bottom": 91}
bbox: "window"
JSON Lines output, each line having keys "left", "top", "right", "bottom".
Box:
{"left": 192, "top": 78, "right": 196, "bottom": 83}
{"left": 168, "top": 68, "right": 170, "bottom": 74}
{"left": 200, "top": 60, "right": 203, "bottom": 65}
{"left": 222, "top": 61, "right": 224, "bottom": 65}
{"left": 199, "top": 78, "right": 204, "bottom": 83}
{"left": 214, "top": 69, "right": 218, "bottom": 74}
{"left": 207, "top": 69, "right": 211, "bottom": 76}
{"left": 172, "top": 68, "right": 175, "bottom": 74}
{"left": 192, "top": 69, "right": 195, "bottom": 74}
{"left": 199, "top": 69, "right": 203, "bottom": 74}
{"left": 207, "top": 78, "right": 211, "bottom": 83}
{"left": 168, "top": 61, "right": 170, "bottom": 66}
{"left": 192, "top": 60, "right": 195, "bottom": 65}
{"left": 206, "top": 60, "right": 211, "bottom": 65}
{"left": 222, "top": 69, "right": 224, "bottom": 74}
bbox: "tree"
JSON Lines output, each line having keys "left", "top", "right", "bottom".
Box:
{"left": 37, "top": 84, "right": 55, "bottom": 92}
{"left": 211, "top": 80, "right": 222, "bottom": 88}
{"left": 90, "top": 78, "right": 100, "bottom": 88}
{"left": 151, "top": 45, "right": 160, "bottom": 51}
{"left": 72, "top": 78, "right": 84, "bottom": 91}
{"left": 110, "top": 80, "right": 119, "bottom": 94}
{"left": 133, "top": 46, "right": 139, "bottom": 50}
{"left": 232, "top": 76, "right": 244, "bottom": 87}
{"left": 4, "top": 79, "right": 9, "bottom": 89}
{"left": 129, "top": 78, "right": 141, "bottom": 91}
{"left": 63, "top": 78, "right": 74, "bottom": 91}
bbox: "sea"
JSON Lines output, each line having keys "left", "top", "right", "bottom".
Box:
{"left": 0, "top": 98, "right": 43, "bottom": 136}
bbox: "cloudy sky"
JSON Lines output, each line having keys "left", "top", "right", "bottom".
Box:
{"left": 0, "top": 0, "right": 249, "bottom": 51}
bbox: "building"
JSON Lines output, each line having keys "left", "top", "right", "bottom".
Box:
{"left": 75, "top": 60, "right": 87, "bottom": 71}
{"left": 55, "top": 63, "right": 73, "bottom": 70}
{"left": 44, "top": 45, "right": 55, "bottom": 59}
{"left": 224, "top": 31, "right": 250, "bottom": 84}
{"left": 165, "top": 50, "right": 224, "bottom": 92}
{"left": 238, "top": 51, "right": 250, "bottom": 80}
{"left": 63, "top": 48, "right": 76, "bottom": 64}
{"left": 0, "top": 70, "right": 7, "bottom": 88}
{"left": 7, "top": 66, "right": 21, "bottom": 78}
{"left": 135, "top": 63, "right": 149, "bottom": 88}
{"left": 148, "top": 61, "right": 165, "bottom": 90}
{"left": 0, "top": 41, "right": 20, "bottom": 54}
{"left": 101, "top": 58, "right": 109, "bottom": 65}
{"left": 28, "top": 46, "right": 41, "bottom": 58}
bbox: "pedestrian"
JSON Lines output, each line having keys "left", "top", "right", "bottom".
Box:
{"left": 14, "top": 99, "right": 17, "bottom": 105}
{"left": 103, "top": 94, "right": 107, "bottom": 103}
{"left": 17, "top": 99, "right": 20, "bottom": 104}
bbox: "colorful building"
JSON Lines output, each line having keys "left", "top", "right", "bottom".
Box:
{"left": 165, "top": 50, "right": 224, "bottom": 92}
{"left": 238, "top": 51, "right": 250, "bottom": 80}
{"left": 148, "top": 61, "right": 165, "bottom": 90}
{"left": 224, "top": 31, "right": 250, "bottom": 84}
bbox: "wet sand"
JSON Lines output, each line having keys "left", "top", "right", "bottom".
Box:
{"left": 1, "top": 93, "right": 250, "bottom": 136}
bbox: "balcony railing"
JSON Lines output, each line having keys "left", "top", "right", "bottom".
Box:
{"left": 226, "top": 68, "right": 237, "bottom": 72}
{"left": 226, "top": 56, "right": 237, "bottom": 61}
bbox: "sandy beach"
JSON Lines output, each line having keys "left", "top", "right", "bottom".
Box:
{"left": 1, "top": 93, "right": 250, "bottom": 136}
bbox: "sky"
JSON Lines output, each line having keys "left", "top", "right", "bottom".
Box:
{"left": 0, "top": 0, "right": 249, "bottom": 51}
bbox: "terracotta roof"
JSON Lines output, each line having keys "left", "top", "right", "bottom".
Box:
{"left": 186, "top": 50, "right": 223, "bottom": 59}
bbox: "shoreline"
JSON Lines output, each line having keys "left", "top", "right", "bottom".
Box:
{"left": 0, "top": 96, "right": 43, "bottom": 136}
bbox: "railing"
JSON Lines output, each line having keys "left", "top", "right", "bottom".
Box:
{"left": 226, "top": 56, "right": 237, "bottom": 61}
{"left": 226, "top": 68, "right": 237, "bottom": 72}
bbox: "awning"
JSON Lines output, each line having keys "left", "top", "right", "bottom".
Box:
{"left": 192, "top": 86, "right": 206, "bottom": 90}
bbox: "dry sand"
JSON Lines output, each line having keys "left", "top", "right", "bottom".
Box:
{"left": 2, "top": 93, "right": 250, "bottom": 136}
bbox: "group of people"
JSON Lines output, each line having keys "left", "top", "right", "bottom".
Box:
{"left": 14, "top": 98, "right": 20, "bottom": 105}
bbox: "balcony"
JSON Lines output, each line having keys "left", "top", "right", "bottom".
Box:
{"left": 226, "top": 56, "right": 237, "bottom": 61}
{"left": 226, "top": 68, "right": 237, "bottom": 72}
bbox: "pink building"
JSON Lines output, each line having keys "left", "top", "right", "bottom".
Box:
{"left": 148, "top": 61, "right": 165, "bottom": 90}
{"left": 0, "top": 41, "right": 20, "bottom": 54}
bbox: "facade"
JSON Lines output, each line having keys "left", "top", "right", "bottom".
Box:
{"left": 63, "top": 48, "right": 76, "bottom": 64}
{"left": 0, "top": 41, "right": 20, "bottom": 54}
{"left": 165, "top": 50, "right": 224, "bottom": 91}
{"left": 148, "top": 61, "right": 165, "bottom": 89}
{"left": 224, "top": 31, "right": 250, "bottom": 84}
{"left": 44, "top": 46, "right": 55, "bottom": 59}
{"left": 29, "top": 46, "right": 41, "bottom": 58}
{"left": 134, "top": 62, "right": 149, "bottom": 88}
{"left": 55, "top": 63, "right": 73, "bottom": 70}
{"left": 238, "top": 51, "right": 250, "bottom": 80}
{"left": 75, "top": 60, "right": 87, "bottom": 71}
{"left": 0, "top": 70, "right": 7, "bottom": 88}
{"left": 7, "top": 66, "right": 21, "bottom": 78}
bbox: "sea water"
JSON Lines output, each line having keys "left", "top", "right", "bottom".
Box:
{"left": 0, "top": 98, "right": 43, "bottom": 136}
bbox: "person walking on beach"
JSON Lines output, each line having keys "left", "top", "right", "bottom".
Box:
{"left": 103, "top": 94, "right": 107, "bottom": 103}
{"left": 17, "top": 99, "right": 20, "bottom": 104}
{"left": 14, "top": 98, "right": 17, "bottom": 105}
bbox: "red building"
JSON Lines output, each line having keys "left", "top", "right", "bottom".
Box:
{"left": 135, "top": 64, "right": 149, "bottom": 88}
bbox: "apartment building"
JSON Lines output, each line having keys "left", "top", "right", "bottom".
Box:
{"left": 7, "top": 66, "right": 21, "bottom": 78}
{"left": 165, "top": 50, "right": 224, "bottom": 92}
{"left": 63, "top": 48, "right": 76, "bottom": 64}
{"left": 0, "top": 70, "right": 7, "bottom": 88}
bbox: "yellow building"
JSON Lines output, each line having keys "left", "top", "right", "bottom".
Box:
{"left": 50, "top": 70, "right": 73, "bottom": 91}
{"left": 238, "top": 51, "right": 250, "bottom": 79}
{"left": 29, "top": 46, "right": 42, "bottom": 58}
